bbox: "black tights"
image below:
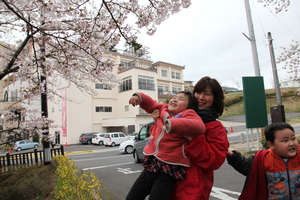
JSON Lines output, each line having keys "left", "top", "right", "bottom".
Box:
{"left": 126, "top": 169, "right": 176, "bottom": 200}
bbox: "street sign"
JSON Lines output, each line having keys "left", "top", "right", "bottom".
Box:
{"left": 242, "top": 76, "right": 268, "bottom": 128}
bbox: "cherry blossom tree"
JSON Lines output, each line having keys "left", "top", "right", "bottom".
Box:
{"left": 260, "top": 0, "right": 290, "bottom": 13}
{"left": 0, "top": 0, "right": 191, "bottom": 140}
{"left": 276, "top": 40, "right": 299, "bottom": 83}
{"left": 259, "top": 0, "right": 299, "bottom": 84}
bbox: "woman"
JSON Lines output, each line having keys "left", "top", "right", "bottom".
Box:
{"left": 152, "top": 76, "right": 228, "bottom": 199}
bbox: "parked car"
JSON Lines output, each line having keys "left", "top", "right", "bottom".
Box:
{"left": 119, "top": 137, "right": 135, "bottom": 154}
{"left": 79, "top": 132, "right": 97, "bottom": 144}
{"left": 103, "top": 132, "right": 129, "bottom": 147}
{"left": 14, "top": 140, "right": 39, "bottom": 151}
{"left": 92, "top": 133, "right": 106, "bottom": 145}
{"left": 132, "top": 122, "right": 154, "bottom": 163}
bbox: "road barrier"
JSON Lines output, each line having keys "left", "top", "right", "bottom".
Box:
{"left": 0, "top": 145, "right": 64, "bottom": 173}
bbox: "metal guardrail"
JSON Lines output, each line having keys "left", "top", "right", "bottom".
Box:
{"left": 0, "top": 145, "right": 64, "bottom": 173}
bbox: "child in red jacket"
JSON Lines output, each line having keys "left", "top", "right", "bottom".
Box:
{"left": 227, "top": 122, "right": 300, "bottom": 200}
{"left": 126, "top": 91, "right": 206, "bottom": 200}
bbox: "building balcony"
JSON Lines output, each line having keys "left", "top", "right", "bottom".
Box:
{"left": 109, "top": 48, "right": 151, "bottom": 60}
{"left": 118, "top": 63, "right": 157, "bottom": 73}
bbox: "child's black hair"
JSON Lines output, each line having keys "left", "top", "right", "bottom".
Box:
{"left": 264, "top": 122, "right": 294, "bottom": 143}
{"left": 176, "top": 91, "right": 197, "bottom": 110}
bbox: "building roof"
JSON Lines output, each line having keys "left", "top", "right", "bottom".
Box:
{"left": 153, "top": 61, "right": 185, "bottom": 69}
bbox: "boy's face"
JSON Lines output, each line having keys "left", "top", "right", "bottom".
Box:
{"left": 168, "top": 93, "right": 189, "bottom": 115}
{"left": 268, "top": 128, "right": 299, "bottom": 159}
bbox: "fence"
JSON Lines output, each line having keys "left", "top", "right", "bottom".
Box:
{"left": 0, "top": 145, "right": 64, "bottom": 173}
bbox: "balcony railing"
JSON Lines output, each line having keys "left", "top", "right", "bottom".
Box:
{"left": 110, "top": 47, "right": 151, "bottom": 60}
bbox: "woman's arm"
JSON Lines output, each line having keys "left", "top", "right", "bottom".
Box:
{"left": 184, "top": 121, "right": 229, "bottom": 171}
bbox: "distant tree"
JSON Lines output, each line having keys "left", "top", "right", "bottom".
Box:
{"left": 260, "top": 0, "right": 290, "bottom": 13}
{"left": 259, "top": 0, "right": 299, "bottom": 84}
{"left": 128, "top": 40, "right": 143, "bottom": 53}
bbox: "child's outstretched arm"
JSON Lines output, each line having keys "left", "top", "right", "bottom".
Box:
{"left": 129, "top": 92, "right": 163, "bottom": 113}
{"left": 164, "top": 109, "right": 206, "bottom": 137}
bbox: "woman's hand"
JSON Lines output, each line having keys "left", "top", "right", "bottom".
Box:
{"left": 129, "top": 95, "right": 140, "bottom": 107}
{"left": 151, "top": 109, "right": 160, "bottom": 120}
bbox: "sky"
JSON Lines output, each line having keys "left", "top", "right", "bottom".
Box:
{"left": 139, "top": 0, "right": 300, "bottom": 89}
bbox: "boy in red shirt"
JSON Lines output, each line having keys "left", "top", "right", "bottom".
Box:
{"left": 227, "top": 122, "right": 300, "bottom": 200}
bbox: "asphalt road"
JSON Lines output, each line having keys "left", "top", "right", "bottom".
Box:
{"left": 222, "top": 113, "right": 300, "bottom": 123}
{"left": 69, "top": 146, "right": 245, "bottom": 200}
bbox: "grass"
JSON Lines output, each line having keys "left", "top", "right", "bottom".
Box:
{"left": 222, "top": 87, "right": 300, "bottom": 119}
{"left": 0, "top": 162, "right": 57, "bottom": 200}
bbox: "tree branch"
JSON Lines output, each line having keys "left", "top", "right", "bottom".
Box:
{"left": 0, "top": 30, "right": 38, "bottom": 80}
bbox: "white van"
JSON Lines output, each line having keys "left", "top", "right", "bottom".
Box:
{"left": 103, "top": 132, "right": 129, "bottom": 147}
{"left": 92, "top": 133, "right": 106, "bottom": 145}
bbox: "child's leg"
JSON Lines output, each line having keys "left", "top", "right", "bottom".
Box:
{"left": 149, "top": 173, "right": 176, "bottom": 200}
{"left": 126, "top": 169, "right": 157, "bottom": 200}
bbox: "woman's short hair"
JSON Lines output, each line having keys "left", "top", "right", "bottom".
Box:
{"left": 193, "top": 76, "right": 224, "bottom": 116}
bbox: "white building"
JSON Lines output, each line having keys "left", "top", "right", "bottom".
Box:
{"left": 1, "top": 48, "right": 185, "bottom": 145}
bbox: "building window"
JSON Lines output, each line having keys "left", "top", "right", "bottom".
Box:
{"left": 158, "top": 85, "right": 169, "bottom": 95}
{"left": 176, "top": 72, "right": 180, "bottom": 79}
{"left": 95, "top": 83, "right": 112, "bottom": 90}
{"left": 172, "top": 71, "right": 180, "bottom": 79}
{"left": 139, "top": 108, "right": 148, "bottom": 115}
{"left": 172, "top": 87, "right": 181, "bottom": 95}
{"left": 171, "top": 71, "right": 176, "bottom": 79}
{"left": 124, "top": 105, "right": 129, "bottom": 112}
{"left": 119, "top": 60, "right": 135, "bottom": 71}
{"left": 95, "top": 106, "right": 112, "bottom": 112}
{"left": 161, "top": 69, "right": 168, "bottom": 77}
{"left": 119, "top": 77, "right": 132, "bottom": 92}
{"left": 138, "top": 75, "right": 155, "bottom": 91}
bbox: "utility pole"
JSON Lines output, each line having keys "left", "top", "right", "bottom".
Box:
{"left": 243, "top": 0, "right": 263, "bottom": 152}
{"left": 267, "top": 32, "right": 285, "bottom": 122}
{"left": 267, "top": 32, "right": 282, "bottom": 105}
{"left": 243, "top": 0, "right": 261, "bottom": 76}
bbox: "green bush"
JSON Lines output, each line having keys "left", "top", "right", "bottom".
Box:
{"left": 54, "top": 155, "right": 109, "bottom": 200}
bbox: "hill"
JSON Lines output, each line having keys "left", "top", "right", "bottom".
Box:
{"left": 222, "top": 87, "right": 300, "bottom": 123}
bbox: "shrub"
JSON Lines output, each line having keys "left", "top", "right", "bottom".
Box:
{"left": 54, "top": 155, "right": 105, "bottom": 200}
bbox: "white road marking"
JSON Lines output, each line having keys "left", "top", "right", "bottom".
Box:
{"left": 72, "top": 154, "right": 131, "bottom": 162}
{"left": 210, "top": 186, "right": 240, "bottom": 200}
{"left": 117, "top": 167, "right": 142, "bottom": 174}
{"left": 82, "top": 162, "right": 134, "bottom": 171}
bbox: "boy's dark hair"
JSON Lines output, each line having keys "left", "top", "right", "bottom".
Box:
{"left": 177, "top": 91, "right": 196, "bottom": 110}
{"left": 264, "top": 122, "right": 294, "bottom": 143}
{"left": 193, "top": 76, "right": 224, "bottom": 116}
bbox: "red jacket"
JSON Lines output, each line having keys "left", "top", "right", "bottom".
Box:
{"left": 137, "top": 92, "right": 206, "bottom": 167}
{"left": 170, "top": 120, "right": 229, "bottom": 200}
{"left": 239, "top": 147, "right": 300, "bottom": 200}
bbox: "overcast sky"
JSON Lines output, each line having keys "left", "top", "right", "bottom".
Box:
{"left": 139, "top": 0, "right": 300, "bottom": 89}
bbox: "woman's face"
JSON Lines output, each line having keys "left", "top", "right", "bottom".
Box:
{"left": 194, "top": 87, "right": 214, "bottom": 109}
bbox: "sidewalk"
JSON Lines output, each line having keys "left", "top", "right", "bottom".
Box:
{"left": 223, "top": 121, "right": 300, "bottom": 152}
